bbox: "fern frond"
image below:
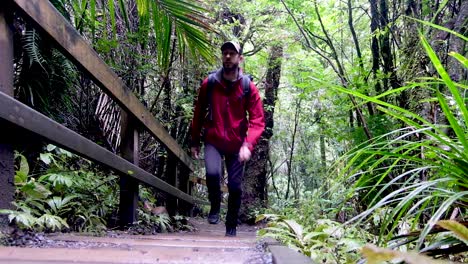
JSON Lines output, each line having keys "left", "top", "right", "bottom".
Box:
{"left": 22, "top": 28, "right": 47, "bottom": 71}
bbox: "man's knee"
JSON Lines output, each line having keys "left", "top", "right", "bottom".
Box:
{"left": 206, "top": 170, "right": 220, "bottom": 179}
{"left": 206, "top": 170, "right": 221, "bottom": 187}
{"left": 227, "top": 182, "right": 242, "bottom": 195}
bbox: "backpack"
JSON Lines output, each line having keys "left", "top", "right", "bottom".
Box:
{"left": 205, "top": 72, "right": 252, "bottom": 121}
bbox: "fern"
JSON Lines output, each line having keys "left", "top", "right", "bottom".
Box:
{"left": 22, "top": 28, "right": 46, "bottom": 71}
{"left": 153, "top": 214, "right": 172, "bottom": 232}
{"left": 0, "top": 209, "right": 36, "bottom": 229}
{"left": 4, "top": 146, "right": 118, "bottom": 232}
{"left": 36, "top": 214, "right": 69, "bottom": 231}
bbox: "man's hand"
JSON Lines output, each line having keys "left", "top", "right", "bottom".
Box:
{"left": 191, "top": 146, "right": 200, "bottom": 159}
{"left": 239, "top": 145, "right": 251, "bottom": 162}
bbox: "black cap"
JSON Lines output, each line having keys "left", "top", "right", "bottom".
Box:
{"left": 221, "top": 41, "right": 241, "bottom": 54}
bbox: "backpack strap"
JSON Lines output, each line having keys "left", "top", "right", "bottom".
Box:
{"left": 241, "top": 75, "right": 251, "bottom": 98}
{"left": 241, "top": 75, "right": 252, "bottom": 111}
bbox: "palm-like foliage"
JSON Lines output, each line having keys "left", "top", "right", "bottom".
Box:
{"left": 60, "top": 0, "right": 214, "bottom": 66}
{"left": 328, "top": 28, "right": 467, "bottom": 253}
{"left": 144, "top": 0, "right": 215, "bottom": 67}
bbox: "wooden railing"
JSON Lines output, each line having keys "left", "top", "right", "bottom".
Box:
{"left": 0, "top": 0, "right": 209, "bottom": 225}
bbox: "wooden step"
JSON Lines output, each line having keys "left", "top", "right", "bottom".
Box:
{"left": 0, "top": 222, "right": 267, "bottom": 264}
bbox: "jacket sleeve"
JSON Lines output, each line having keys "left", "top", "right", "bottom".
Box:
{"left": 244, "top": 82, "right": 265, "bottom": 152}
{"left": 191, "top": 78, "right": 209, "bottom": 147}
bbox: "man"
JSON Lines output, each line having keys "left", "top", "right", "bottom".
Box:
{"left": 190, "top": 41, "right": 265, "bottom": 237}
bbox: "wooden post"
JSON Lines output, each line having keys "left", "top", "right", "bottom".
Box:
{"left": 165, "top": 153, "right": 178, "bottom": 216}
{"left": 0, "top": 4, "right": 15, "bottom": 227}
{"left": 119, "top": 111, "right": 140, "bottom": 227}
{"left": 178, "top": 163, "right": 193, "bottom": 216}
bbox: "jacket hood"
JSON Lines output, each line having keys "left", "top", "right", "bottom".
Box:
{"left": 213, "top": 67, "right": 245, "bottom": 84}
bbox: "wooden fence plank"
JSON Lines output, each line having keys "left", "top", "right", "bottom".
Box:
{"left": 10, "top": 0, "right": 194, "bottom": 172}
{"left": 0, "top": 91, "right": 206, "bottom": 205}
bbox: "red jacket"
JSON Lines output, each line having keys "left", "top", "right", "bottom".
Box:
{"left": 191, "top": 68, "right": 265, "bottom": 154}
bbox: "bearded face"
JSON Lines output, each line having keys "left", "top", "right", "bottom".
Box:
{"left": 222, "top": 48, "right": 242, "bottom": 73}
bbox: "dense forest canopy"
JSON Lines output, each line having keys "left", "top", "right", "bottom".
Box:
{"left": 2, "top": 0, "right": 467, "bottom": 263}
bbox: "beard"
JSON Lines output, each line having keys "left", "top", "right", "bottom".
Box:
{"left": 222, "top": 62, "right": 239, "bottom": 73}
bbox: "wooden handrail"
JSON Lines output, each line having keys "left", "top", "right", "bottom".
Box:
{"left": 11, "top": 0, "right": 194, "bottom": 172}
{"left": 0, "top": 1, "right": 218, "bottom": 218}
{"left": 0, "top": 91, "right": 208, "bottom": 205}
{"left": 0, "top": 0, "right": 227, "bottom": 219}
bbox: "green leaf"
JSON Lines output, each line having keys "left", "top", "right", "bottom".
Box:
{"left": 39, "top": 153, "right": 53, "bottom": 165}
{"left": 17, "top": 153, "right": 29, "bottom": 178}
{"left": 0, "top": 210, "right": 37, "bottom": 229}
{"left": 283, "top": 219, "right": 303, "bottom": 240}
{"left": 118, "top": 0, "right": 131, "bottom": 31}
{"left": 407, "top": 17, "right": 468, "bottom": 42}
{"left": 46, "top": 144, "right": 56, "bottom": 152}
{"left": 108, "top": 0, "right": 117, "bottom": 39}
{"left": 39, "top": 173, "right": 74, "bottom": 187}
{"left": 361, "top": 244, "right": 448, "bottom": 264}
{"left": 420, "top": 33, "right": 468, "bottom": 138}
{"left": 437, "top": 92, "right": 466, "bottom": 150}
{"left": 22, "top": 28, "right": 46, "bottom": 70}
{"left": 449, "top": 52, "right": 468, "bottom": 69}
{"left": 47, "top": 195, "right": 78, "bottom": 213}
{"left": 36, "top": 214, "right": 69, "bottom": 231}
{"left": 26, "top": 199, "right": 46, "bottom": 213}
{"left": 418, "top": 191, "right": 468, "bottom": 249}
{"left": 437, "top": 220, "right": 468, "bottom": 245}
{"left": 90, "top": 0, "right": 96, "bottom": 40}
{"left": 21, "top": 182, "right": 52, "bottom": 199}
{"left": 136, "top": 0, "right": 149, "bottom": 17}
{"left": 0, "top": 209, "right": 13, "bottom": 216}
{"left": 149, "top": 0, "right": 214, "bottom": 67}
{"left": 303, "top": 231, "right": 326, "bottom": 242}
{"left": 255, "top": 214, "right": 267, "bottom": 223}
{"left": 338, "top": 238, "right": 364, "bottom": 252}
{"left": 15, "top": 171, "right": 28, "bottom": 185}
{"left": 57, "top": 148, "right": 73, "bottom": 157}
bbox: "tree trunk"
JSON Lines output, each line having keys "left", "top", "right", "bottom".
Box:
{"left": 320, "top": 133, "right": 326, "bottom": 170}
{"left": 285, "top": 98, "right": 301, "bottom": 200}
{"left": 369, "top": 0, "right": 382, "bottom": 94}
{"left": 447, "top": 0, "right": 468, "bottom": 82}
{"left": 378, "top": 0, "right": 400, "bottom": 91}
{"left": 239, "top": 45, "right": 283, "bottom": 224}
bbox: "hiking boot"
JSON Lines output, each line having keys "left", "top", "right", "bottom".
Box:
{"left": 208, "top": 213, "right": 220, "bottom": 224}
{"left": 225, "top": 226, "right": 236, "bottom": 237}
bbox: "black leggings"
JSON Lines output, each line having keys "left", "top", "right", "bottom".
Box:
{"left": 204, "top": 143, "right": 244, "bottom": 228}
